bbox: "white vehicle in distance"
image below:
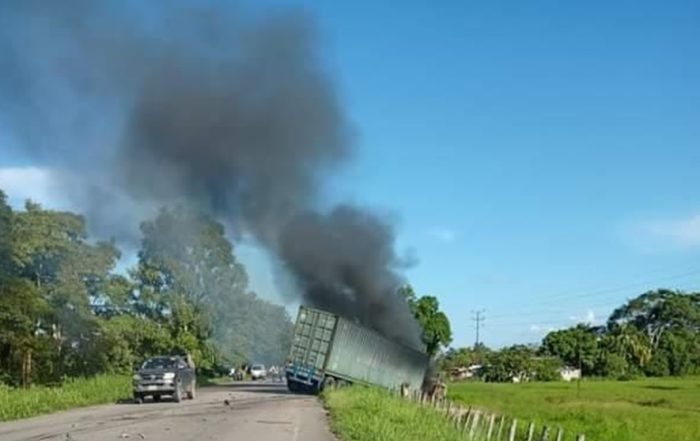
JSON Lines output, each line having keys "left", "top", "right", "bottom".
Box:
{"left": 250, "top": 364, "right": 267, "bottom": 380}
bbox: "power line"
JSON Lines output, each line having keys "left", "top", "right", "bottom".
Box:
{"left": 485, "top": 269, "right": 700, "bottom": 321}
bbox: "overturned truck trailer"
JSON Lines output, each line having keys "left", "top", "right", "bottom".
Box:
{"left": 285, "top": 306, "right": 428, "bottom": 394}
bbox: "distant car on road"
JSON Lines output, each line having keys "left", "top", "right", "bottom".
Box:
{"left": 133, "top": 356, "right": 196, "bottom": 403}
{"left": 250, "top": 364, "right": 267, "bottom": 380}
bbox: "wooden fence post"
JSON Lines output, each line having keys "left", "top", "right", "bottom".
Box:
{"left": 526, "top": 422, "right": 535, "bottom": 441}
{"left": 486, "top": 414, "right": 496, "bottom": 440}
{"left": 496, "top": 416, "right": 505, "bottom": 441}
{"left": 462, "top": 407, "right": 473, "bottom": 434}
{"left": 508, "top": 419, "right": 517, "bottom": 441}
{"left": 452, "top": 406, "right": 461, "bottom": 426}
{"left": 469, "top": 411, "right": 481, "bottom": 440}
{"left": 555, "top": 428, "right": 563, "bottom": 441}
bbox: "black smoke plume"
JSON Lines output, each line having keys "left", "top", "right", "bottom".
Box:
{"left": 0, "top": 1, "right": 422, "bottom": 348}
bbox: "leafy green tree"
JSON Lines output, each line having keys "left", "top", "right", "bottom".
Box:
{"left": 483, "top": 345, "right": 536, "bottom": 382}
{"left": 541, "top": 324, "right": 599, "bottom": 374}
{"left": 608, "top": 289, "right": 700, "bottom": 350}
{"left": 441, "top": 346, "right": 481, "bottom": 370}
{"left": 596, "top": 352, "right": 629, "bottom": 378}
{"left": 0, "top": 190, "right": 12, "bottom": 280}
{"left": 4, "top": 201, "right": 119, "bottom": 383}
{"left": 534, "top": 357, "right": 562, "bottom": 382}
{"left": 132, "top": 206, "right": 292, "bottom": 368}
{"left": 400, "top": 285, "right": 452, "bottom": 356}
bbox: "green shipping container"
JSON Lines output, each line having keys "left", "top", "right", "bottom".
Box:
{"left": 286, "top": 306, "right": 428, "bottom": 392}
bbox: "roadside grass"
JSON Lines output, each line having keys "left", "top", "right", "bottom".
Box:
{"left": 324, "top": 386, "right": 468, "bottom": 441}
{"left": 449, "top": 377, "right": 700, "bottom": 441}
{"left": 0, "top": 375, "right": 131, "bottom": 421}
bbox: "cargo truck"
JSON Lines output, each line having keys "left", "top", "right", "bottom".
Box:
{"left": 285, "top": 306, "right": 429, "bottom": 394}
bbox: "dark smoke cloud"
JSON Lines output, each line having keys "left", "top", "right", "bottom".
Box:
{"left": 0, "top": 1, "right": 422, "bottom": 348}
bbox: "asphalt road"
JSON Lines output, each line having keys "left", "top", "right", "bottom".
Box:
{"left": 0, "top": 381, "right": 337, "bottom": 441}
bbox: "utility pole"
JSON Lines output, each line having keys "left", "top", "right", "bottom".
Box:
{"left": 472, "top": 309, "right": 486, "bottom": 347}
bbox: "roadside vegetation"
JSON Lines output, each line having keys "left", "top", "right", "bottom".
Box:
{"left": 0, "top": 188, "right": 291, "bottom": 390}
{"left": 0, "top": 375, "right": 131, "bottom": 421}
{"left": 441, "top": 290, "right": 700, "bottom": 382}
{"left": 324, "top": 387, "right": 466, "bottom": 441}
{"left": 449, "top": 377, "right": 700, "bottom": 441}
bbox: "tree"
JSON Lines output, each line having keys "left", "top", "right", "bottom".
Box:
{"left": 4, "top": 201, "right": 120, "bottom": 383}
{"left": 483, "top": 345, "right": 536, "bottom": 382}
{"left": 132, "top": 206, "right": 293, "bottom": 368}
{"left": 608, "top": 289, "right": 700, "bottom": 350}
{"left": 0, "top": 190, "right": 12, "bottom": 280}
{"left": 400, "top": 285, "right": 452, "bottom": 356}
{"left": 541, "top": 324, "right": 599, "bottom": 374}
{"left": 534, "top": 357, "right": 562, "bottom": 382}
{"left": 441, "top": 346, "right": 483, "bottom": 370}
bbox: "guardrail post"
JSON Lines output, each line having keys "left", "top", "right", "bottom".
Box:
{"left": 539, "top": 426, "right": 550, "bottom": 441}
{"left": 555, "top": 428, "right": 563, "bottom": 441}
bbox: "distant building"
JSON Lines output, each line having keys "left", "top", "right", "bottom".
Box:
{"left": 559, "top": 366, "right": 581, "bottom": 382}
{"left": 450, "top": 364, "right": 483, "bottom": 380}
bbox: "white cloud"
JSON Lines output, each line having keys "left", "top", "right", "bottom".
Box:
{"left": 529, "top": 324, "right": 557, "bottom": 333}
{"left": 0, "top": 166, "right": 66, "bottom": 208}
{"left": 426, "top": 226, "right": 458, "bottom": 244}
{"left": 638, "top": 214, "right": 700, "bottom": 247}
{"left": 569, "top": 309, "right": 597, "bottom": 324}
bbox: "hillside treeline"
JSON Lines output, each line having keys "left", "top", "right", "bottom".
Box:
{"left": 0, "top": 189, "right": 292, "bottom": 387}
{"left": 443, "top": 290, "right": 700, "bottom": 381}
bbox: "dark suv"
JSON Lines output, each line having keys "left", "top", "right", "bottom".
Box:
{"left": 133, "top": 356, "right": 196, "bottom": 403}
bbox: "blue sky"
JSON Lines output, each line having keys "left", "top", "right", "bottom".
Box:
{"left": 2, "top": 1, "right": 699, "bottom": 347}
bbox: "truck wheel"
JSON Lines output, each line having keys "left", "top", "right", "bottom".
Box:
{"left": 287, "top": 381, "right": 299, "bottom": 393}
{"left": 322, "top": 376, "right": 336, "bottom": 391}
{"left": 187, "top": 383, "right": 196, "bottom": 400}
{"left": 153, "top": 395, "right": 161, "bottom": 402}
{"left": 133, "top": 394, "right": 143, "bottom": 404}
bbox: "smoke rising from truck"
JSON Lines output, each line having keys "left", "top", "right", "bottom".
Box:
{"left": 0, "top": 1, "right": 423, "bottom": 348}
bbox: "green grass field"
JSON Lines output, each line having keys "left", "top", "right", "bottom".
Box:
{"left": 449, "top": 377, "right": 700, "bottom": 441}
{"left": 0, "top": 375, "right": 132, "bottom": 421}
{"left": 324, "top": 387, "right": 469, "bottom": 441}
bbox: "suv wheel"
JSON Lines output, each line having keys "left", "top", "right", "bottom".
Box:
{"left": 173, "top": 382, "right": 182, "bottom": 403}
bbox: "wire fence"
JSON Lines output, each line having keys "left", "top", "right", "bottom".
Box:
{"left": 394, "top": 387, "right": 587, "bottom": 441}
